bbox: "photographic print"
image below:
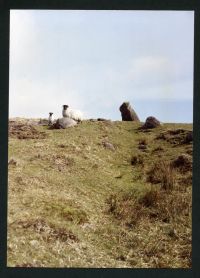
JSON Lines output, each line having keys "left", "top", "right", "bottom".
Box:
{"left": 8, "top": 10, "right": 193, "bottom": 268}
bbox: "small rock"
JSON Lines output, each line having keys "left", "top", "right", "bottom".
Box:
{"left": 141, "top": 116, "right": 160, "bottom": 129}
{"left": 102, "top": 141, "right": 115, "bottom": 151}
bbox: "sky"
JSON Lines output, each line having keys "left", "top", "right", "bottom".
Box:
{"left": 9, "top": 10, "right": 194, "bottom": 122}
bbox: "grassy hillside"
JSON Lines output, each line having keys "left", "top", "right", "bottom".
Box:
{"left": 8, "top": 119, "right": 192, "bottom": 268}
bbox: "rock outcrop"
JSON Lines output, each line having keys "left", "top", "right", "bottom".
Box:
{"left": 52, "top": 118, "right": 77, "bottom": 129}
{"left": 119, "top": 102, "right": 140, "bottom": 121}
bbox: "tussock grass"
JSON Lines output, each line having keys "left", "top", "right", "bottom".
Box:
{"left": 107, "top": 186, "right": 191, "bottom": 224}
{"left": 146, "top": 160, "right": 176, "bottom": 190}
{"left": 130, "top": 153, "right": 144, "bottom": 166}
{"left": 171, "top": 154, "right": 192, "bottom": 173}
{"left": 106, "top": 185, "right": 192, "bottom": 267}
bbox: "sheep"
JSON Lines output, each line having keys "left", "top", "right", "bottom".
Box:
{"left": 62, "top": 105, "right": 83, "bottom": 122}
{"left": 48, "top": 112, "right": 54, "bottom": 125}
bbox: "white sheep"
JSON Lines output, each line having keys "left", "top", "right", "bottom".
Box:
{"left": 48, "top": 112, "right": 54, "bottom": 125}
{"left": 62, "top": 105, "right": 83, "bottom": 122}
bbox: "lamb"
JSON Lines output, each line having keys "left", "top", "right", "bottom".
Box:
{"left": 48, "top": 112, "right": 54, "bottom": 125}
{"left": 62, "top": 105, "right": 83, "bottom": 122}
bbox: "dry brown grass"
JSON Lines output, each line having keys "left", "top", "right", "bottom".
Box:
{"left": 107, "top": 186, "right": 191, "bottom": 225}
{"left": 171, "top": 154, "right": 192, "bottom": 173}
{"left": 146, "top": 160, "right": 176, "bottom": 190}
{"left": 106, "top": 186, "right": 192, "bottom": 267}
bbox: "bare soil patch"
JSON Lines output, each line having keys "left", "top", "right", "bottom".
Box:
{"left": 9, "top": 121, "right": 47, "bottom": 139}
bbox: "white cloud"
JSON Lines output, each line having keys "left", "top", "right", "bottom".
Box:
{"left": 128, "top": 56, "right": 172, "bottom": 88}
{"left": 10, "top": 11, "right": 38, "bottom": 67}
{"left": 130, "top": 56, "right": 169, "bottom": 74}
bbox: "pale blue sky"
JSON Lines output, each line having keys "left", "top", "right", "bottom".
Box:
{"left": 9, "top": 10, "right": 194, "bottom": 122}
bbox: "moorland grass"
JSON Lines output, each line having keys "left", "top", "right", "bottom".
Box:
{"left": 8, "top": 120, "right": 192, "bottom": 268}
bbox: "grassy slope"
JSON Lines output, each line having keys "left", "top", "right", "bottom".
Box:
{"left": 8, "top": 120, "right": 192, "bottom": 268}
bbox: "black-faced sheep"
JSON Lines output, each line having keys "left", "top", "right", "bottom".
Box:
{"left": 62, "top": 105, "right": 83, "bottom": 122}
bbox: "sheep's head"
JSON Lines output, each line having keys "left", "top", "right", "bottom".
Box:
{"left": 63, "top": 105, "right": 69, "bottom": 110}
{"left": 49, "top": 112, "right": 53, "bottom": 116}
